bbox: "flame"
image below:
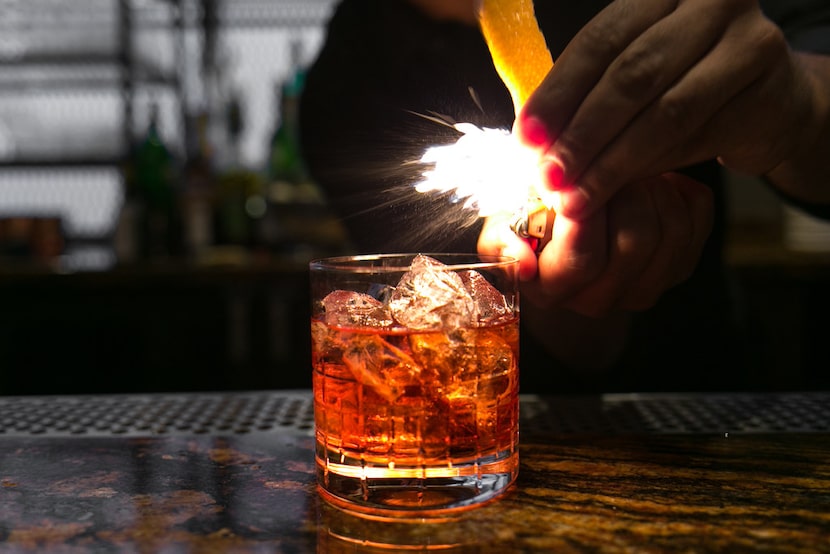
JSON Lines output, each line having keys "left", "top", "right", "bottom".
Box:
{"left": 414, "top": 123, "right": 551, "bottom": 220}
{"left": 415, "top": 0, "right": 554, "bottom": 226}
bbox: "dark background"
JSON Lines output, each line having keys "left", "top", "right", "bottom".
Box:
{"left": 0, "top": 0, "right": 828, "bottom": 396}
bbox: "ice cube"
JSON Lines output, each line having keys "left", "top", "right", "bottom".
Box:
{"left": 409, "top": 328, "right": 515, "bottom": 400}
{"left": 322, "top": 290, "right": 394, "bottom": 328}
{"left": 409, "top": 327, "right": 516, "bottom": 456}
{"left": 459, "top": 269, "right": 513, "bottom": 324}
{"left": 389, "top": 255, "right": 475, "bottom": 330}
{"left": 366, "top": 283, "right": 396, "bottom": 304}
{"left": 341, "top": 334, "right": 426, "bottom": 403}
{"left": 311, "top": 320, "right": 342, "bottom": 359}
{"left": 473, "top": 329, "right": 516, "bottom": 400}
{"left": 409, "top": 328, "right": 476, "bottom": 388}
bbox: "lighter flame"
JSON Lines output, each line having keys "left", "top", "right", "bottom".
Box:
{"left": 415, "top": 123, "right": 551, "bottom": 219}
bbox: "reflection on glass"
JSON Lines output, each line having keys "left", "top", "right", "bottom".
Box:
{"left": 317, "top": 500, "right": 480, "bottom": 553}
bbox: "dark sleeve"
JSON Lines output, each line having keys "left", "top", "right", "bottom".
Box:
{"left": 299, "top": 0, "right": 513, "bottom": 253}
{"left": 300, "top": 0, "right": 746, "bottom": 394}
{"left": 760, "top": 0, "right": 830, "bottom": 53}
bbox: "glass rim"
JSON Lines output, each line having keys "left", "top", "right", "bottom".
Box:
{"left": 309, "top": 253, "right": 518, "bottom": 273}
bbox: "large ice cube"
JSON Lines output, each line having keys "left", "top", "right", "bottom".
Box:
{"left": 409, "top": 328, "right": 515, "bottom": 400}
{"left": 409, "top": 327, "right": 516, "bottom": 454}
{"left": 341, "top": 334, "right": 426, "bottom": 403}
{"left": 311, "top": 320, "right": 343, "bottom": 360}
{"left": 459, "top": 269, "right": 512, "bottom": 324}
{"left": 322, "top": 290, "right": 394, "bottom": 328}
{"left": 389, "top": 255, "right": 475, "bottom": 330}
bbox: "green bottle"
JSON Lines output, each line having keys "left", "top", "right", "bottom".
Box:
{"left": 267, "top": 41, "right": 308, "bottom": 198}
{"left": 264, "top": 41, "right": 353, "bottom": 260}
{"left": 133, "top": 104, "right": 180, "bottom": 259}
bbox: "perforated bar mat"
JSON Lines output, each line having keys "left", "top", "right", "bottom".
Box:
{"left": 0, "top": 391, "right": 314, "bottom": 437}
{"left": 521, "top": 392, "right": 830, "bottom": 436}
{"left": 0, "top": 391, "right": 827, "bottom": 437}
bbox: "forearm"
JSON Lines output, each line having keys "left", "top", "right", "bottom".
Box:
{"left": 766, "top": 52, "right": 830, "bottom": 204}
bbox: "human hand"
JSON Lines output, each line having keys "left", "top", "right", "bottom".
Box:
{"left": 407, "top": 0, "right": 478, "bottom": 25}
{"left": 478, "top": 172, "right": 713, "bottom": 317}
{"left": 515, "top": 0, "right": 818, "bottom": 220}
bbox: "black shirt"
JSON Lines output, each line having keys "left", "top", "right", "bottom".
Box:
{"left": 299, "top": 0, "right": 829, "bottom": 393}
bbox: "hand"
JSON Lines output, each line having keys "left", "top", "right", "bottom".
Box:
{"left": 407, "top": 0, "right": 478, "bottom": 25}
{"left": 478, "top": 172, "right": 713, "bottom": 317}
{"left": 515, "top": 0, "right": 821, "bottom": 220}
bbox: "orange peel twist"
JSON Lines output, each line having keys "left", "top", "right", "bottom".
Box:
{"left": 478, "top": 0, "right": 556, "bottom": 250}
{"left": 478, "top": 0, "right": 553, "bottom": 116}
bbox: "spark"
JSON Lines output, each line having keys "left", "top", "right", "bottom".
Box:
{"left": 414, "top": 123, "right": 551, "bottom": 220}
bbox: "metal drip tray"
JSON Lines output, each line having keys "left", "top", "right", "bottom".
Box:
{"left": 521, "top": 392, "right": 830, "bottom": 435}
{"left": 0, "top": 391, "right": 315, "bottom": 437}
{"left": 0, "top": 391, "right": 828, "bottom": 438}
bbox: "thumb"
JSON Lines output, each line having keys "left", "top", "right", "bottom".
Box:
{"left": 478, "top": 214, "right": 538, "bottom": 281}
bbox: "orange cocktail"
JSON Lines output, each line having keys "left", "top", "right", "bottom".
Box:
{"left": 310, "top": 254, "right": 519, "bottom": 518}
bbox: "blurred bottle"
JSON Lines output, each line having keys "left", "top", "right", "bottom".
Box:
{"left": 212, "top": 92, "right": 265, "bottom": 253}
{"left": 270, "top": 41, "right": 326, "bottom": 205}
{"left": 126, "top": 103, "right": 182, "bottom": 261}
{"left": 260, "top": 40, "right": 339, "bottom": 258}
{"left": 266, "top": 40, "right": 309, "bottom": 203}
{"left": 181, "top": 111, "right": 215, "bottom": 259}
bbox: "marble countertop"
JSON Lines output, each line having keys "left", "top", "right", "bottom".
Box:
{"left": 1, "top": 392, "right": 828, "bottom": 553}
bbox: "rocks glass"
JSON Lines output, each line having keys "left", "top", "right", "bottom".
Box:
{"left": 309, "top": 253, "right": 520, "bottom": 519}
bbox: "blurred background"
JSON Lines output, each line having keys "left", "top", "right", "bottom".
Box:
{"left": 0, "top": 0, "right": 828, "bottom": 396}
{"left": 0, "top": 0, "right": 350, "bottom": 394}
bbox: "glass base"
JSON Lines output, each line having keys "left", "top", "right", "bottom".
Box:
{"left": 316, "top": 449, "right": 519, "bottom": 521}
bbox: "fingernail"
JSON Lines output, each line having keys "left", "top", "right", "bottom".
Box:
{"left": 518, "top": 115, "right": 550, "bottom": 148}
{"left": 543, "top": 160, "right": 567, "bottom": 191}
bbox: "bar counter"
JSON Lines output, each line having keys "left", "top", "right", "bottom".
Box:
{"left": 1, "top": 391, "right": 828, "bottom": 552}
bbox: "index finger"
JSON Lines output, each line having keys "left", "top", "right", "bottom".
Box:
{"left": 516, "top": 0, "right": 675, "bottom": 150}
{"left": 546, "top": 0, "right": 733, "bottom": 213}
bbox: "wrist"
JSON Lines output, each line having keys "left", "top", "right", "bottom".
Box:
{"left": 766, "top": 52, "right": 830, "bottom": 203}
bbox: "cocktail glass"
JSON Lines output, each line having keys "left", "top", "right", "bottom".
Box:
{"left": 309, "top": 253, "right": 520, "bottom": 519}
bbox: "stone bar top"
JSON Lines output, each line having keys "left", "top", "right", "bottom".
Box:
{"left": 0, "top": 392, "right": 828, "bottom": 553}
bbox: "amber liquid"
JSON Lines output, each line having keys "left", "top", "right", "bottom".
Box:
{"left": 312, "top": 316, "right": 519, "bottom": 517}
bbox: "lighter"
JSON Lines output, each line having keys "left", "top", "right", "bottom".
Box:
{"left": 510, "top": 199, "right": 555, "bottom": 253}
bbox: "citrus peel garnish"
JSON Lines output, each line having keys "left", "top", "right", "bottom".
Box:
{"left": 477, "top": 0, "right": 556, "bottom": 251}
{"left": 478, "top": 0, "right": 553, "bottom": 115}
